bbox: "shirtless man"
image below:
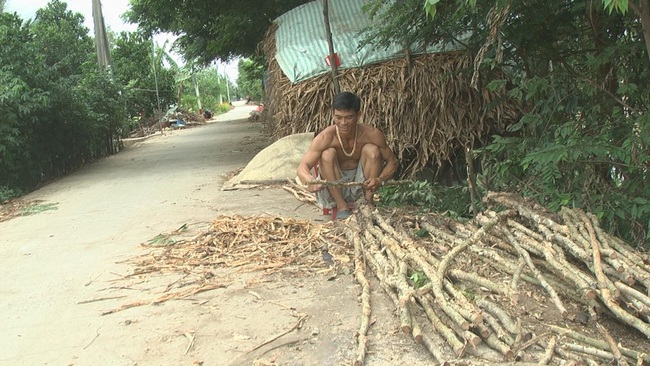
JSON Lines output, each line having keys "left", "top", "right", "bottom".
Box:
{"left": 297, "top": 92, "right": 398, "bottom": 220}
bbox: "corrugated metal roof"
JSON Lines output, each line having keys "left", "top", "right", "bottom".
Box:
{"left": 274, "top": 0, "right": 465, "bottom": 84}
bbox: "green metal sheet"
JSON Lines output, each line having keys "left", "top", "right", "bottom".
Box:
{"left": 274, "top": 0, "right": 465, "bottom": 84}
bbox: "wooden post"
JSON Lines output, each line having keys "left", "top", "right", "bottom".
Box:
{"left": 465, "top": 144, "right": 479, "bottom": 217}
{"left": 322, "top": 0, "right": 340, "bottom": 94}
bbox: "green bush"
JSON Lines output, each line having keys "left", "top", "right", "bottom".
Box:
{"left": 0, "top": 186, "right": 21, "bottom": 203}
{"left": 378, "top": 180, "right": 478, "bottom": 220}
{"left": 213, "top": 103, "right": 232, "bottom": 115}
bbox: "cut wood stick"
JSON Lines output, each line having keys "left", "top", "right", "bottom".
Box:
{"left": 411, "top": 310, "right": 423, "bottom": 343}
{"left": 500, "top": 227, "right": 568, "bottom": 317}
{"left": 282, "top": 185, "right": 316, "bottom": 204}
{"left": 352, "top": 234, "right": 371, "bottom": 366}
{"left": 442, "top": 281, "right": 483, "bottom": 325}
{"left": 246, "top": 315, "right": 307, "bottom": 354}
{"left": 510, "top": 258, "right": 526, "bottom": 290}
{"left": 77, "top": 295, "right": 127, "bottom": 304}
{"left": 417, "top": 282, "right": 483, "bottom": 328}
{"left": 596, "top": 322, "right": 629, "bottom": 366}
{"left": 436, "top": 212, "right": 503, "bottom": 285}
{"left": 419, "top": 295, "right": 465, "bottom": 357}
{"left": 585, "top": 219, "right": 650, "bottom": 337}
{"left": 431, "top": 298, "right": 482, "bottom": 348}
{"left": 537, "top": 236, "right": 598, "bottom": 301}
{"left": 563, "top": 342, "right": 618, "bottom": 361}
{"left": 361, "top": 231, "right": 453, "bottom": 362}
{"left": 615, "top": 281, "right": 650, "bottom": 310}
{"left": 545, "top": 324, "right": 650, "bottom": 362}
{"left": 514, "top": 332, "right": 553, "bottom": 354}
{"left": 476, "top": 298, "right": 519, "bottom": 335}
{"left": 304, "top": 179, "right": 412, "bottom": 187}
{"left": 483, "top": 312, "right": 514, "bottom": 345}
{"left": 359, "top": 204, "right": 471, "bottom": 332}
{"left": 484, "top": 333, "right": 514, "bottom": 361}
{"left": 539, "top": 335, "right": 557, "bottom": 365}
{"left": 419, "top": 330, "right": 450, "bottom": 365}
{"left": 238, "top": 179, "right": 293, "bottom": 185}
{"left": 471, "top": 322, "right": 491, "bottom": 339}
{"left": 183, "top": 332, "right": 195, "bottom": 355}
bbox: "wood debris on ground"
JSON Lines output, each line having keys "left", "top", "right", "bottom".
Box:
{"left": 133, "top": 215, "right": 347, "bottom": 272}
{"left": 101, "top": 215, "right": 350, "bottom": 315}
{"left": 348, "top": 191, "right": 650, "bottom": 365}
{"left": 0, "top": 199, "right": 49, "bottom": 223}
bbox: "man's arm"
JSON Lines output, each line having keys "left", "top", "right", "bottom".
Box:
{"left": 297, "top": 134, "right": 328, "bottom": 192}
{"left": 365, "top": 129, "right": 398, "bottom": 192}
{"left": 377, "top": 139, "right": 398, "bottom": 182}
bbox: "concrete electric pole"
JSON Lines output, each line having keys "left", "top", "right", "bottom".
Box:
{"left": 91, "top": 0, "right": 111, "bottom": 70}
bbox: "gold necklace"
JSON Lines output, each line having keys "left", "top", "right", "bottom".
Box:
{"left": 335, "top": 126, "right": 358, "bottom": 157}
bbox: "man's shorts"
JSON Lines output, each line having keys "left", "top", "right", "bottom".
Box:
{"left": 315, "top": 163, "right": 365, "bottom": 209}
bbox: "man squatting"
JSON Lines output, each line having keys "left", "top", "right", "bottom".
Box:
{"left": 296, "top": 91, "right": 399, "bottom": 220}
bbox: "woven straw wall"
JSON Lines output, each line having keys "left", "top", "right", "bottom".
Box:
{"left": 261, "top": 27, "right": 520, "bottom": 177}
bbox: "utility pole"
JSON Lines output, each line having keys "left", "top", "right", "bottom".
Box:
{"left": 92, "top": 0, "right": 115, "bottom": 151}
{"left": 223, "top": 64, "right": 231, "bottom": 104}
{"left": 193, "top": 74, "right": 202, "bottom": 113}
{"left": 91, "top": 0, "right": 111, "bottom": 70}
{"left": 151, "top": 38, "right": 163, "bottom": 133}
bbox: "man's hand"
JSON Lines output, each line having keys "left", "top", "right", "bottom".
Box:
{"left": 306, "top": 179, "right": 324, "bottom": 193}
{"left": 364, "top": 177, "right": 383, "bottom": 192}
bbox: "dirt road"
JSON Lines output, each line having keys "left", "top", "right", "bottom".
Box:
{"left": 0, "top": 103, "right": 430, "bottom": 366}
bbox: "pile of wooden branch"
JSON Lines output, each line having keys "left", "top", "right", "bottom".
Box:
{"left": 107, "top": 186, "right": 650, "bottom": 364}
{"left": 347, "top": 192, "right": 650, "bottom": 365}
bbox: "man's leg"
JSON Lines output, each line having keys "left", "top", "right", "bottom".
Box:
{"left": 318, "top": 148, "right": 348, "bottom": 211}
{"left": 360, "top": 144, "right": 382, "bottom": 201}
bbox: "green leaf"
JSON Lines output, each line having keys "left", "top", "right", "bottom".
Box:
{"left": 423, "top": 0, "right": 440, "bottom": 18}
{"left": 486, "top": 79, "right": 506, "bottom": 92}
{"left": 617, "top": 83, "right": 637, "bottom": 95}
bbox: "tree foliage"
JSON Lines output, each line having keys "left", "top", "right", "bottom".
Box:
{"left": 0, "top": 1, "right": 178, "bottom": 194}
{"left": 111, "top": 30, "right": 176, "bottom": 122}
{"left": 178, "top": 66, "right": 233, "bottom": 113}
{"left": 125, "top": 0, "right": 311, "bottom": 63}
{"left": 236, "top": 58, "right": 264, "bottom": 101}
{"left": 365, "top": 0, "right": 649, "bottom": 245}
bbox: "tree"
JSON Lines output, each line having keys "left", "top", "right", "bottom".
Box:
{"left": 0, "top": 12, "right": 49, "bottom": 189}
{"left": 236, "top": 58, "right": 264, "bottom": 101}
{"left": 367, "top": 0, "right": 649, "bottom": 244}
{"left": 125, "top": 0, "right": 311, "bottom": 63}
{"left": 0, "top": 3, "right": 128, "bottom": 192}
{"left": 31, "top": 0, "right": 94, "bottom": 78}
{"left": 177, "top": 65, "right": 220, "bottom": 112}
{"left": 111, "top": 30, "right": 176, "bottom": 121}
{"left": 421, "top": 0, "right": 650, "bottom": 63}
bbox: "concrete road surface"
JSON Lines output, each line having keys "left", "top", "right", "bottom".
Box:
{"left": 0, "top": 102, "right": 430, "bottom": 366}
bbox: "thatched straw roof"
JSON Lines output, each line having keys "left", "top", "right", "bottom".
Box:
{"left": 261, "top": 25, "right": 521, "bottom": 178}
